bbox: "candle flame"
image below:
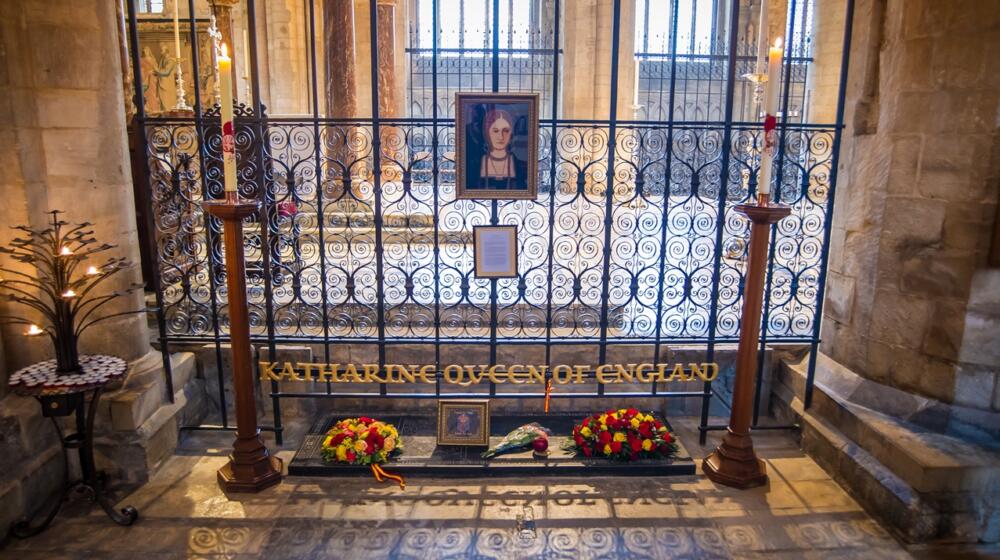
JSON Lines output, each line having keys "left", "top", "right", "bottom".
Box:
{"left": 86, "top": 266, "right": 100, "bottom": 276}
{"left": 59, "top": 246, "right": 73, "bottom": 256}
{"left": 773, "top": 36, "right": 783, "bottom": 50}
{"left": 26, "top": 324, "right": 44, "bottom": 336}
{"left": 62, "top": 289, "right": 76, "bottom": 298}
{"left": 220, "top": 42, "right": 228, "bottom": 59}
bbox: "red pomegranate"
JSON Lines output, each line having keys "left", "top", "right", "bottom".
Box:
{"left": 532, "top": 437, "right": 548, "bottom": 453}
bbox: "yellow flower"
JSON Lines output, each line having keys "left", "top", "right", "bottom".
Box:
{"left": 323, "top": 436, "right": 333, "bottom": 447}
{"left": 384, "top": 436, "right": 396, "bottom": 452}
{"left": 335, "top": 445, "right": 347, "bottom": 461}
{"left": 360, "top": 430, "right": 369, "bottom": 440}
{"left": 598, "top": 414, "right": 607, "bottom": 424}
{"left": 603, "top": 444, "right": 612, "bottom": 455}
{"left": 580, "top": 427, "right": 592, "bottom": 438}
{"left": 644, "top": 414, "right": 654, "bottom": 423}
{"left": 630, "top": 418, "right": 640, "bottom": 428}
{"left": 354, "top": 440, "right": 367, "bottom": 453}
{"left": 642, "top": 439, "right": 654, "bottom": 451}
{"left": 613, "top": 432, "right": 627, "bottom": 443}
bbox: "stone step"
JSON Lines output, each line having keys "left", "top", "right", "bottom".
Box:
{"left": 774, "top": 352, "right": 1000, "bottom": 543}
{"left": 101, "top": 352, "right": 198, "bottom": 433}
{"left": 780, "top": 354, "right": 1000, "bottom": 495}
{"left": 93, "top": 352, "right": 208, "bottom": 485}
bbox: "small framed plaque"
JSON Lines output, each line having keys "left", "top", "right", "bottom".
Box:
{"left": 473, "top": 225, "right": 518, "bottom": 278}
{"left": 437, "top": 399, "right": 490, "bottom": 447}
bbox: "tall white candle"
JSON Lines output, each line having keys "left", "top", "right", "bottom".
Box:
{"left": 757, "top": 38, "right": 783, "bottom": 197}
{"left": 755, "top": 0, "right": 768, "bottom": 75}
{"left": 633, "top": 58, "right": 640, "bottom": 107}
{"left": 218, "top": 44, "right": 237, "bottom": 193}
{"left": 173, "top": 0, "right": 182, "bottom": 61}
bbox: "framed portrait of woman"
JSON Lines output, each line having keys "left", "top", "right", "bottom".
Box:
{"left": 455, "top": 92, "right": 539, "bottom": 200}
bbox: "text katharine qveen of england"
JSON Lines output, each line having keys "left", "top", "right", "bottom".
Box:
{"left": 259, "top": 362, "right": 719, "bottom": 385}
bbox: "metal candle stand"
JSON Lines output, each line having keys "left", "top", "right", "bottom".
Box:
{"left": 8, "top": 355, "right": 138, "bottom": 537}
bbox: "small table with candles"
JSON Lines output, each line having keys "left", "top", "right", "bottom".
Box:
{"left": 7, "top": 354, "right": 139, "bottom": 537}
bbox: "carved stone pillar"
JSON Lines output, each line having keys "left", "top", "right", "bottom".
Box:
{"left": 375, "top": 0, "right": 404, "bottom": 119}
{"left": 375, "top": 0, "right": 405, "bottom": 181}
{"left": 323, "top": 1, "right": 359, "bottom": 198}
{"left": 325, "top": 0, "right": 358, "bottom": 118}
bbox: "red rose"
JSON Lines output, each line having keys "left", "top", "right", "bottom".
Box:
{"left": 629, "top": 438, "right": 642, "bottom": 453}
{"left": 331, "top": 433, "right": 346, "bottom": 446}
{"left": 574, "top": 434, "right": 584, "bottom": 446}
{"left": 654, "top": 420, "right": 663, "bottom": 429}
{"left": 663, "top": 432, "right": 673, "bottom": 444}
{"left": 359, "top": 416, "right": 374, "bottom": 424}
{"left": 626, "top": 407, "right": 639, "bottom": 418}
{"left": 582, "top": 445, "right": 592, "bottom": 457}
{"left": 365, "top": 440, "right": 375, "bottom": 454}
{"left": 611, "top": 441, "right": 623, "bottom": 454}
{"left": 638, "top": 423, "right": 653, "bottom": 439}
{"left": 346, "top": 450, "right": 356, "bottom": 462}
{"left": 598, "top": 431, "right": 612, "bottom": 445}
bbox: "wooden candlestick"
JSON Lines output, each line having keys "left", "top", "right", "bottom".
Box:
{"left": 203, "top": 198, "right": 282, "bottom": 492}
{"left": 703, "top": 202, "right": 789, "bottom": 489}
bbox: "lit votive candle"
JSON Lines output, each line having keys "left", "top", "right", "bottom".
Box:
{"left": 26, "top": 324, "right": 44, "bottom": 336}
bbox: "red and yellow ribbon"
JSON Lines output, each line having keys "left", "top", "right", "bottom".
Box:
{"left": 544, "top": 379, "right": 553, "bottom": 413}
{"left": 371, "top": 463, "right": 405, "bottom": 489}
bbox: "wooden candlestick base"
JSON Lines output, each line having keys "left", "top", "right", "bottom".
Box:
{"left": 702, "top": 202, "right": 789, "bottom": 489}
{"left": 204, "top": 198, "right": 282, "bottom": 493}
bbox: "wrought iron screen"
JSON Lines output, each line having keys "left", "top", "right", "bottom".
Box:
{"left": 127, "top": 0, "right": 854, "bottom": 444}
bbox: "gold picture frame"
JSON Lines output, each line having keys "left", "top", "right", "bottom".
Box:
{"left": 437, "top": 399, "right": 490, "bottom": 446}
{"left": 473, "top": 225, "right": 518, "bottom": 278}
{"left": 455, "top": 92, "right": 539, "bottom": 200}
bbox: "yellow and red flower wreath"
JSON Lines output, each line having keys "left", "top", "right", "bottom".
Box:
{"left": 563, "top": 408, "right": 677, "bottom": 461}
{"left": 320, "top": 416, "right": 403, "bottom": 465}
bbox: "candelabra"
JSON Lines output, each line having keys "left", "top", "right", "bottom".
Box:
{"left": 0, "top": 211, "right": 143, "bottom": 375}
{"left": 742, "top": 72, "right": 769, "bottom": 111}
{"left": 174, "top": 56, "right": 193, "bottom": 112}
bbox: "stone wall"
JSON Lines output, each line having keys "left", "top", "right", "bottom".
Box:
{"left": 0, "top": 0, "right": 210, "bottom": 530}
{"left": 822, "top": 0, "right": 1000, "bottom": 411}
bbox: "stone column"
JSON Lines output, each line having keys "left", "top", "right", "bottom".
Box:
{"left": 0, "top": 0, "right": 149, "bottom": 373}
{"left": 325, "top": 0, "right": 358, "bottom": 118}
{"left": 806, "top": 0, "right": 845, "bottom": 123}
{"left": 211, "top": 0, "right": 240, "bottom": 97}
{"left": 822, "top": 0, "right": 1000, "bottom": 411}
{"left": 376, "top": 0, "right": 405, "bottom": 119}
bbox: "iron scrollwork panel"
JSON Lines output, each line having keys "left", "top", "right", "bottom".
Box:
{"left": 146, "top": 117, "right": 831, "bottom": 345}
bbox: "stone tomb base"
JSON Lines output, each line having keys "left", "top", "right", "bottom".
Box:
{"left": 289, "top": 413, "right": 696, "bottom": 477}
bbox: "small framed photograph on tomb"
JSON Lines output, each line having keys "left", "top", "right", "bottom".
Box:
{"left": 455, "top": 92, "right": 539, "bottom": 200}
{"left": 437, "top": 400, "right": 490, "bottom": 447}
{"left": 473, "top": 225, "right": 518, "bottom": 278}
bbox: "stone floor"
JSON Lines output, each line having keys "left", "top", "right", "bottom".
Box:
{"left": 0, "top": 417, "right": 990, "bottom": 559}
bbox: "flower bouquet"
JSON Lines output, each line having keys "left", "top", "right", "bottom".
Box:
{"left": 321, "top": 416, "right": 402, "bottom": 465}
{"left": 562, "top": 408, "right": 677, "bottom": 461}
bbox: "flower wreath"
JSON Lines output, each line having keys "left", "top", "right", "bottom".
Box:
{"left": 563, "top": 408, "right": 677, "bottom": 461}
{"left": 321, "top": 416, "right": 402, "bottom": 465}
